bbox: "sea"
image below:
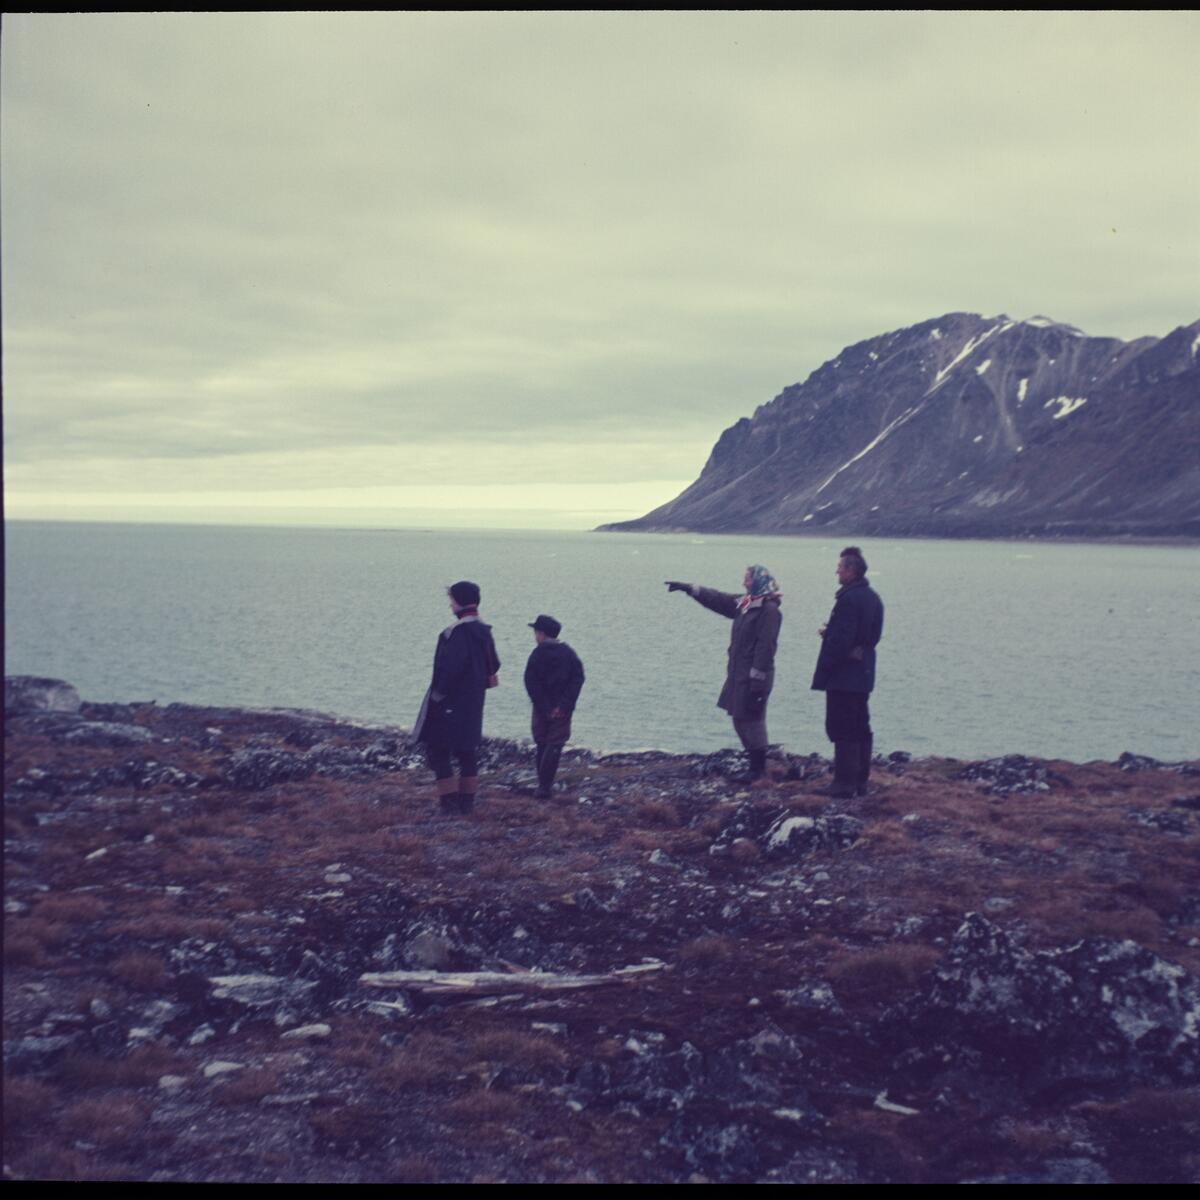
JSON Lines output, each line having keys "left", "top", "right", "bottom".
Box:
{"left": 4, "top": 520, "right": 1198, "bottom": 764}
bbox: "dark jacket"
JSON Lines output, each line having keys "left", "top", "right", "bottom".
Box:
{"left": 811, "top": 578, "right": 884, "bottom": 693}
{"left": 691, "top": 587, "right": 782, "bottom": 719}
{"left": 524, "top": 640, "right": 585, "bottom": 716}
{"left": 413, "top": 617, "right": 501, "bottom": 750}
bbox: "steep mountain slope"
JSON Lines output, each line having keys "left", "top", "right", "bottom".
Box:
{"left": 603, "top": 314, "right": 1200, "bottom": 538}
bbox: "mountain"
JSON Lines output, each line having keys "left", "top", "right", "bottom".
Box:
{"left": 600, "top": 313, "right": 1200, "bottom": 539}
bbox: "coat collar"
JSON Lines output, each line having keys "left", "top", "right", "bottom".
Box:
{"left": 441, "top": 614, "right": 480, "bottom": 638}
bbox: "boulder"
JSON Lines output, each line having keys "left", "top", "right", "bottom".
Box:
{"left": 63, "top": 722, "right": 154, "bottom": 747}
{"left": 710, "top": 802, "right": 862, "bottom": 858}
{"left": 5, "top": 676, "right": 81, "bottom": 716}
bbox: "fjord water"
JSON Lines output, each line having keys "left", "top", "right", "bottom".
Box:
{"left": 5, "top": 520, "right": 1198, "bottom": 763}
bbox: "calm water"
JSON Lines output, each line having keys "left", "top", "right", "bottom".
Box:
{"left": 4, "top": 520, "right": 1198, "bottom": 762}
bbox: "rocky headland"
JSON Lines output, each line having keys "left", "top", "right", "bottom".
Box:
{"left": 5, "top": 676, "right": 1200, "bottom": 1183}
{"left": 600, "top": 312, "right": 1200, "bottom": 539}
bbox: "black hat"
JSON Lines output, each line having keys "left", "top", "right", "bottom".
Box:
{"left": 529, "top": 614, "right": 562, "bottom": 638}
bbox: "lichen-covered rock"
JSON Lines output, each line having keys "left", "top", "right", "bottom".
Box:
{"left": 955, "top": 755, "right": 1065, "bottom": 795}
{"left": 5, "top": 676, "right": 81, "bottom": 715}
{"left": 208, "top": 974, "right": 319, "bottom": 1014}
{"left": 224, "top": 748, "right": 315, "bottom": 791}
{"left": 1125, "top": 808, "right": 1191, "bottom": 834}
{"left": 710, "top": 802, "right": 862, "bottom": 858}
{"left": 882, "top": 914, "right": 1200, "bottom": 1091}
{"left": 63, "top": 721, "right": 155, "bottom": 747}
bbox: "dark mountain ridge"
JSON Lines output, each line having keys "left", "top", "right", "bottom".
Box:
{"left": 601, "top": 313, "right": 1200, "bottom": 538}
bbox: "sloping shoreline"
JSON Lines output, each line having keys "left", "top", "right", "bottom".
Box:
{"left": 6, "top": 680, "right": 1200, "bottom": 1183}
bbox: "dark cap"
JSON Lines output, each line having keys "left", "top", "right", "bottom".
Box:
{"left": 528, "top": 614, "right": 562, "bottom": 638}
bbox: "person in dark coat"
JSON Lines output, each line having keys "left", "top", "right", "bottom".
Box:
{"left": 523, "top": 614, "right": 585, "bottom": 800}
{"left": 412, "top": 580, "right": 501, "bottom": 815}
{"left": 811, "top": 546, "right": 884, "bottom": 798}
{"left": 665, "top": 565, "right": 783, "bottom": 787}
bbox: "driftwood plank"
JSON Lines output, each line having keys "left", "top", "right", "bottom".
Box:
{"left": 359, "top": 962, "right": 665, "bottom": 997}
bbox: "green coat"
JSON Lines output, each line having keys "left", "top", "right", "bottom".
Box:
{"left": 690, "top": 587, "right": 782, "bottom": 719}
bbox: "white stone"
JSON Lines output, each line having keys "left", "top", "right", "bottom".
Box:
{"left": 280, "top": 1023, "right": 331, "bottom": 1041}
{"left": 203, "top": 1061, "right": 246, "bottom": 1079}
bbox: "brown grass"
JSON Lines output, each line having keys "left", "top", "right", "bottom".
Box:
{"left": 309, "top": 1104, "right": 390, "bottom": 1153}
{"left": 16, "top": 916, "right": 72, "bottom": 952}
{"left": 109, "top": 951, "right": 171, "bottom": 991}
{"left": 55, "top": 1044, "right": 185, "bottom": 1090}
{"left": 32, "top": 892, "right": 111, "bottom": 923}
{"left": 2, "top": 1077, "right": 57, "bottom": 1135}
{"left": 677, "top": 934, "right": 740, "bottom": 968}
{"left": 370, "top": 1033, "right": 469, "bottom": 1090}
{"left": 631, "top": 799, "right": 682, "bottom": 828}
{"left": 4, "top": 932, "right": 44, "bottom": 966}
{"left": 59, "top": 1094, "right": 150, "bottom": 1148}
{"left": 444, "top": 1088, "right": 524, "bottom": 1127}
{"left": 828, "top": 944, "right": 942, "bottom": 1004}
{"left": 466, "top": 1030, "right": 569, "bottom": 1071}
{"left": 213, "top": 1066, "right": 282, "bottom": 1107}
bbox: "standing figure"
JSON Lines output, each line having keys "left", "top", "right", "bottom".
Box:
{"left": 811, "top": 546, "right": 884, "bottom": 798}
{"left": 665, "top": 566, "right": 783, "bottom": 788}
{"left": 523, "top": 614, "right": 586, "bottom": 800}
{"left": 412, "top": 580, "right": 501, "bottom": 815}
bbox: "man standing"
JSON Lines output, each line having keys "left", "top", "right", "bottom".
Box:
{"left": 811, "top": 546, "right": 884, "bottom": 798}
{"left": 523, "top": 614, "right": 585, "bottom": 800}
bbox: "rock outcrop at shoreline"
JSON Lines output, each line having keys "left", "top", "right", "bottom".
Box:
{"left": 5, "top": 678, "right": 1200, "bottom": 1183}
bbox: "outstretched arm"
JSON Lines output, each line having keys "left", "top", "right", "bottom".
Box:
{"left": 665, "top": 581, "right": 739, "bottom": 620}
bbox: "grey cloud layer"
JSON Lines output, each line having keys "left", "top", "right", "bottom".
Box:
{"left": 3, "top": 12, "right": 1197, "bottom": 488}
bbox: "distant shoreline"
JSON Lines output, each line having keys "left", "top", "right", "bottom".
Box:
{"left": 7, "top": 515, "right": 1200, "bottom": 548}
{"left": 592, "top": 523, "right": 1200, "bottom": 549}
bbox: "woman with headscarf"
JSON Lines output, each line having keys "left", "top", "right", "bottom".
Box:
{"left": 665, "top": 565, "right": 783, "bottom": 787}
{"left": 412, "top": 580, "right": 501, "bottom": 815}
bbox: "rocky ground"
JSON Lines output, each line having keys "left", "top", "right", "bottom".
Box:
{"left": 5, "top": 676, "right": 1200, "bottom": 1183}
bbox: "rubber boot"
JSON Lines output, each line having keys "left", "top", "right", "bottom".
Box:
{"left": 856, "top": 734, "right": 873, "bottom": 797}
{"left": 456, "top": 776, "right": 478, "bottom": 815}
{"left": 748, "top": 746, "right": 772, "bottom": 789}
{"left": 536, "top": 745, "right": 562, "bottom": 800}
{"left": 822, "top": 743, "right": 858, "bottom": 799}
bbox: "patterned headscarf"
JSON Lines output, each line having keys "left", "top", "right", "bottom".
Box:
{"left": 738, "top": 564, "right": 782, "bottom": 612}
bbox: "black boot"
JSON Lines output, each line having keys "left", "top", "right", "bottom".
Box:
{"left": 820, "top": 742, "right": 858, "bottom": 798}
{"left": 856, "top": 734, "right": 873, "bottom": 796}
{"left": 536, "top": 745, "right": 562, "bottom": 800}
{"left": 748, "top": 747, "right": 771, "bottom": 789}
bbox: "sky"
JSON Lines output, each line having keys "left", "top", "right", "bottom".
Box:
{"left": 3, "top": 11, "right": 1198, "bottom": 530}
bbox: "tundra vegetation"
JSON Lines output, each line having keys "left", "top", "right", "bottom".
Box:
{"left": 4, "top": 680, "right": 1199, "bottom": 1183}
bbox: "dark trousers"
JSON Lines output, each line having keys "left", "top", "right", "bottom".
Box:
{"left": 426, "top": 745, "right": 479, "bottom": 781}
{"left": 824, "top": 690, "right": 871, "bottom": 743}
{"left": 825, "top": 690, "right": 873, "bottom": 790}
{"left": 532, "top": 711, "right": 571, "bottom": 792}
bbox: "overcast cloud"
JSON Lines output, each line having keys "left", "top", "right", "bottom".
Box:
{"left": 3, "top": 11, "right": 1197, "bottom": 525}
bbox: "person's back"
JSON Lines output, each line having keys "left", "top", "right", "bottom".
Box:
{"left": 525, "top": 639, "right": 585, "bottom": 715}
{"left": 523, "top": 614, "right": 585, "bottom": 801}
